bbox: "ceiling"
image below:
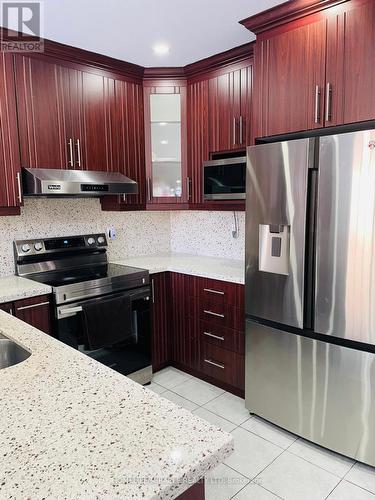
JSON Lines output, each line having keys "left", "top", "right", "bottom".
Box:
{"left": 42, "top": 0, "right": 285, "bottom": 67}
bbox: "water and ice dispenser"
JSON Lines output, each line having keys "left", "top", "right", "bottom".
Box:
{"left": 258, "top": 224, "right": 290, "bottom": 275}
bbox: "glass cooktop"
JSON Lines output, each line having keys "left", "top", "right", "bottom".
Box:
{"left": 29, "top": 264, "right": 145, "bottom": 288}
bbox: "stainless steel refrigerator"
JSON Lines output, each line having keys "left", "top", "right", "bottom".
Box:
{"left": 245, "top": 129, "right": 375, "bottom": 466}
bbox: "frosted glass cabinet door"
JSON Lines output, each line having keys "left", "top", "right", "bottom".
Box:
{"left": 149, "top": 93, "right": 182, "bottom": 198}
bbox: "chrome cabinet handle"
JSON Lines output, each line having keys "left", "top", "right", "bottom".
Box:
{"left": 16, "top": 172, "right": 22, "bottom": 203}
{"left": 16, "top": 301, "right": 50, "bottom": 311}
{"left": 325, "top": 82, "right": 332, "bottom": 122}
{"left": 75, "top": 138, "right": 82, "bottom": 168}
{"left": 147, "top": 178, "right": 152, "bottom": 202}
{"left": 239, "top": 115, "right": 243, "bottom": 144}
{"left": 151, "top": 278, "right": 155, "bottom": 304}
{"left": 68, "top": 138, "right": 74, "bottom": 167}
{"left": 204, "top": 288, "right": 224, "bottom": 296}
{"left": 204, "top": 359, "right": 225, "bottom": 370}
{"left": 186, "top": 176, "right": 191, "bottom": 201}
{"left": 203, "top": 331, "right": 225, "bottom": 341}
{"left": 233, "top": 117, "right": 236, "bottom": 145}
{"left": 121, "top": 194, "right": 126, "bottom": 202}
{"left": 204, "top": 310, "right": 225, "bottom": 318}
{"left": 314, "top": 85, "right": 321, "bottom": 124}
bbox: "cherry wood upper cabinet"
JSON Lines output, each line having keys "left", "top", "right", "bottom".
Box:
{"left": 243, "top": 0, "right": 375, "bottom": 138}
{"left": 143, "top": 81, "right": 189, "bottom": 206}
{"left": 71, "top": 70, "right": 115, "bottom": 171}
{"left": 14, "top": 55, "right": 70, "bottom": 169}
{"left": 0, "top": 53, "right": 22, "bottom": 213}
{"left": 208, "top": 63, "right": 253, "bottom": 152}
{"left": 254, "top": 18, "right": 327, "bottom": 137}
{"left": 339, "top": 0, "right": 375, "bottom": 124}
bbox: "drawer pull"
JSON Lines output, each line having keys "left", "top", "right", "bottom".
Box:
{"left": 204, "top": 288, "right": 224, "bottom": 295}
{"left": 204, "top": 358, "right": 225, "bottom": 370}
{"left": 204, "top": 310, "right": 225, "bottom": 318}
{"left": 203, "top": 331, "right": 225, "bottom": 341}
{"left": 16, "top": 301, "right": 50, "bottom": 311}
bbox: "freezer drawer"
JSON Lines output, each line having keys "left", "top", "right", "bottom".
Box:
{"left": 245, "top": 320, "right": 375, "bottom": 466}
{"left": 315, "top": 129, "right": 375, "bottom": 344}
{"left": 246, "top": 138, "right": 311, "bottom": 328}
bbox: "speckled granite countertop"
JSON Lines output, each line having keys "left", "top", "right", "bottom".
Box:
{"left": 113, "top": 253, "right": 245, "bottom": 285}
{"left": 0, "top": 276, "right": 52, "bottom": 304}
{"left": 0, "top": 311, "right": 233, "bottom": 499}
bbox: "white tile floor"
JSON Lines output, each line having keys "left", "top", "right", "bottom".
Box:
{"left": 149, "top": 367, "right": 375, "bottom": 500}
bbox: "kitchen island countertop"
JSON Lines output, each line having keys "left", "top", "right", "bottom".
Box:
{"left": 0, "top": 311, "right": 233, "bottom": 499}
{"left": 0, "top": 275, "right": 52, "bottom": 304}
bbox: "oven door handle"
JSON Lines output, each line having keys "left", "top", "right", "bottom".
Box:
{"left": 58, "top": 306, "right": 83, "bottom": 317}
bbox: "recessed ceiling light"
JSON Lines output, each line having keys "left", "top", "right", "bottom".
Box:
{"left": 160, "top": 140, "right": 168, "bottom": 145}
{"left": 153, "top": 43, "right": 170, "bottom": 56}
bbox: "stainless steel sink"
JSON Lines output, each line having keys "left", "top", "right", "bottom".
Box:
{"left": 0, "top": 333, "right": 31, "bottom": 369}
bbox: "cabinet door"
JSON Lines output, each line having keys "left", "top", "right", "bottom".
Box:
{"left": 144, "top": 85, "right": 188, "bottom": 205}
{"left": 0, "top": 53, "right": 22, "bottom": 211}
{"left": 187, "top": 80, "right": 209, "bottom": 204}
{"left": 338, "top": 0, "right": 375, "bottom": 124}
{"left": 151, "top": 273, "right": 170, "bottom": 371}
{"left": 14, "top": 55, "right": 70, "bottom": 169}
{"left": 114, "top": 79, "right": 145, "bottom": 207}
{"left": 240, "top": 64, "right": 253, "bottom": 146}
{"left": 170, "top": 273, "right": 199, "bottom": 369}
{"left": 208, "top": 72, "right": 236, "bottom": 152}
{"left": 14, "top": 295, "right": 52, "bottom": 335}
{"left": 71, "top": 70, "right": 114, "bottom": 171}
{"left": 257, "top": 19, "right": 327, "bottom": 137}
{"left": 0, "top": 302, "right": 14, "bottom": 314}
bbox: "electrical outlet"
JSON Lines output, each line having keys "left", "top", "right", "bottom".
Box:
{"left": 107, "top": 226, "right": 117, "bottom": 240}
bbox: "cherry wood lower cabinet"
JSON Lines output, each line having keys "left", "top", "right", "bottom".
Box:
{"left": 1, "top": 295, "right": 53, "bottom": 335}
{"left": 151, "top": 272, "right": 245, "bottom": 396}
{"left": 151, "top": 273, "right": 171, "bottom": 371}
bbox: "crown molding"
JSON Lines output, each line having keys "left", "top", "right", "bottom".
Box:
{"left": 239, "top": 0, "right": 349, "bottom": 34}
{"left": 184, "top": 42, "right": 253, "bottom": 78}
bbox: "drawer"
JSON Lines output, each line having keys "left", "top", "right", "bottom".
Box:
{"left": 200, "top": 298, "right": 244, "bottom": 331}
{"left": 200, "top": 341, "right": 244, "bottom": 389}
{"left": 198, "top": 277, "right": 244, "bottom": 309}
{"left": 200, "top": 320, "right": 244, "bottom": 354}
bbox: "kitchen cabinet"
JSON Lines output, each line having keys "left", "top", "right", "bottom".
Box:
{"left": 0, "top": 295, "right": 52, "bottom": 335}
{"left": 151, "top": 273, "right": 171, "bottom": 371}
{"left": 338, "top": 0, "right": 375, "bottom": 124}
{"left": 152, "top": 272, "right": 244, "bottom": 395}
{"left": 208, "top": 64, "right": 252, "bottom": 152}
{"left": 245, "top": 0, "right": 375, "bottom": 138}
{"left": 143, "top": 83, "right": 189, "bottom": 206}
{"left": 0, "top": 302, "right": 13, "bottom": 314}
{"left": 0, "top": 53, "right": 22, "bottom": 214}
{"left": 187, "top": 59, "right": 252, "bottom": 207}
{"left": 15, "top": 55, "right": 71, "bottom": 169}
{"left": 13, "top": 295, "right": 52, "bottom": 335}
{"left": 15, "top": 56, "right": 116, "bottom": 172}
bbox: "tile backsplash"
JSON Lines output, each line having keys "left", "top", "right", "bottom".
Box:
{"left": 0, "top": 200, "right": 245, "bottom": 276}
{"left": 170, "top": 211, "right": 245, "bottom": 261}
{"left": 0, "top": 198, "right": 170, "bottom": 276}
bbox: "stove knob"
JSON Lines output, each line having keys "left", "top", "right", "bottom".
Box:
{"left": 34, "top": 242, "right": 43, "bottom": 252}
{"left": 21, "top": 244, "right": 31, "bottom": 253}
{"left": 87, "top": 237, "right": 95, "bottom": 245}
{"left": 97, "top": 236, "right": 105, "bottom": 244}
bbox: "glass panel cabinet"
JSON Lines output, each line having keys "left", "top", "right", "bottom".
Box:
{"left": 144, "top": 84, "right": 188, "bottom": 205}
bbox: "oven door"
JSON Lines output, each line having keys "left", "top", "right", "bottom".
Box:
{"left": 203, "top": 157, "right": 246, "bottom": 200}
{"left": 55, "top": 287, "right": 151, "bottom": 383}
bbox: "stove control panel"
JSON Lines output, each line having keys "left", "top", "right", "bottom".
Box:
{"left": 14, "top": 233, "right": 108, "bottom": 258}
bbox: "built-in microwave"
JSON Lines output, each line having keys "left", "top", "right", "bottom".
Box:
{"left": 203, "top": 156, "right": 246, "bottom": 200}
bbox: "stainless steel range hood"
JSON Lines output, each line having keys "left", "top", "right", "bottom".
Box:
{"left": 22, "top": 168, "right": 138, "bottom": 197}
